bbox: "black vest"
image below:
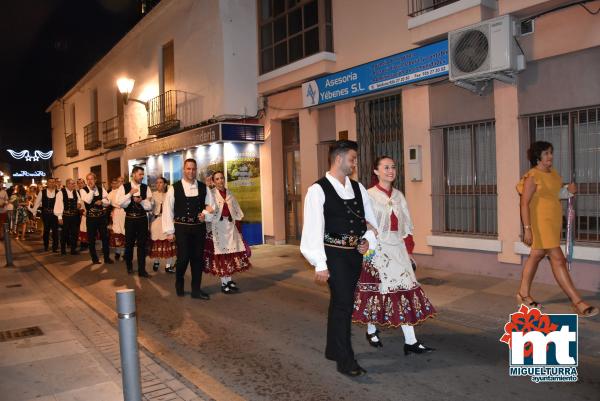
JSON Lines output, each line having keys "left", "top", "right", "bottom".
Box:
{"left": 173, "top": 180, "right": 207, "bottom": 225}
{"left": 61, "top": 188, "right": 79, "bottom": 216}
{"left": 82, "top": 187, "right": 106, "bottom": 218}
{"left": 41, "top": 189, "right": 56, "bottom": 214}
{"left": 316, "top": 177, "right": 367, "bottom": 237}
{"left": 123, "top": 182, "right": 148, "bottom": 218}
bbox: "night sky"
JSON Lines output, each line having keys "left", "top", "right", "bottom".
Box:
{"left": 0, "top": 0, "right": 145, "bottom": 174}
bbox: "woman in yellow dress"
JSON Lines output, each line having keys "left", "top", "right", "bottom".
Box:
{"left": 517, "top": 141, "right": 598, "bottom": 317}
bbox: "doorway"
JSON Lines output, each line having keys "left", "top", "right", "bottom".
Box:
{"left": 107, "top": 158, "right": 121, "bottom": 183}
{"left": 282, "top": 118, "right": 302, "bottom": 244}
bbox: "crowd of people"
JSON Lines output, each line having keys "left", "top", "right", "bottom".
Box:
{"left": 0, "top": 160, "right": 252, "bottom": 299}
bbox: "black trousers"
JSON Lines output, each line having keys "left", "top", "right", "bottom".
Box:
{"left": 87, "top": 216, "right": 109, "bottom": 262}
{"left": 324, "top": 246, "right": 363, "bottom": 370}
{"left": 61, "top": 215, "right": 80, "bottom": 254}
{"left": 124, "top": 216, "right": 149, "bottom": 274}
{"left": 42, "top": 212, "right": 59, "bottom": 251}
{"left": 174, "top": 223, "right": 206, "bottom": 294}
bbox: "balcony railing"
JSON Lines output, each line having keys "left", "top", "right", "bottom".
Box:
{"left": 65, "top": 133, "right": 78, "bottom": 157}
{"left": 102, "top": 116, "right": 126, "bottom": 149}
{"left": 408, "top": 0, "right": 460, "bottom": 17}
{"left": 147, "top": 90, "right": 202, "bottom": 136}
{"left": 84, "top": 121, "right": 101, "bottom": 150}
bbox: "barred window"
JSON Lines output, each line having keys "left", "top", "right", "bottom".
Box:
{"left": 530, "top": 107, "right": 600, "bottom": 244}
{"left": 258, "top": 0, "right": 333, "bottom": 75}
{"left": 432, "top": 121, "right": 497, "bottom": 237}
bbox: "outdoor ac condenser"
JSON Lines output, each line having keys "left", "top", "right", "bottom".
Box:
{"left": 449, "top": 14, "right": 525, "bottom": 83}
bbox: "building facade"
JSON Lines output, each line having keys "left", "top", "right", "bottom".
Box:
{"left": 48, "top": 0, "right": 265, "bottom": 243}
{"left": 257, "top": 0, "right": 600, "bottom": 290}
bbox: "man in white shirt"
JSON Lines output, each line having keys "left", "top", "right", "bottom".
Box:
{"left": 162, "top": 158, "right": 215, "bottom": 299}
{"left": 80, "top": 172, "right": 113, "bottom": 264}
{"left": 0, "top": 176, "right": 8, "bottom": 240}
{"left": 54, "top": 178, "right": 81, "bottom": 255}
{"left": 32, "top": 178, "right": 59, "bottom": 252}
{"left": 116, "top": 166, "right": 153, "bottom": 277}
{"left": 300, "top": 140, "right": 378, "bottom": 377}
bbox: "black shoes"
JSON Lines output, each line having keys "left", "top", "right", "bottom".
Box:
{"left": 126, "top": 265, "right": 134, "bottom": 274}
{"left": 228, "top": 281, "right": 239, "bottom": 292}
{"left": 366, "top": 330, "right": 383, "bottom": 348}
{"left": 139, "top": 271, "right": 151, "bottom": 278}
{"left": 104, "top": 258, "right": 114, "bottom": 264}
{"left": 191, "top": 290, "right": 210, "bottom": 300}
{"left": 175, "top": 282, "right": 184, "bottom": 297}
{"left": 404, "top": 342, "right": 435, "bottom": 355}
{"left": 337, "top": 360, "right": 367, "bottom": 377}
{"left": 115, "top": 253, "right": 121, "bottom": 261}
{"left": 165, "top": 265, "right": 175, "bottom": 274}
{"left": 70, "top": 250, "right": 80, "bottom": 255}
{"left": 153, "top": 262, "right": 160, "bottom": 272}
{"left": 60, "top": 251, "right": 67, "bottom": 256}
{"left": 92, "top": 259, "right": 101, "bottom": 265}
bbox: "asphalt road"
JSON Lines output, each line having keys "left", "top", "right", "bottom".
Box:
{"left": 14, "top": 240, "right": 600, "bottom": 401}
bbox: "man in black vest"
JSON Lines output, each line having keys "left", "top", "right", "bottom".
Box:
{"left": 31, "top": 178, "right": 59, "bottom": 252}
{"left": 116, "top": 166, "right": 153, "bottom": 277}
{"left": 80, "top": 172, "right": 113, "bottom": 264}
{"left": 54, "top": 178, "right": 81, "bottom": 255}
{"left": 300, "top": 140, "right": 378, "bottom": 377}
{"left": 162, "top": 158, "right": 215, "bottom": 299}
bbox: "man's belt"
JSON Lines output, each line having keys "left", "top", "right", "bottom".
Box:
{"left": 324, "top": 233, "right": 362, "bottom": 249}
{"left": 126, "top": 212, "right": 147, "bottom": 219}
{"left": 63, "top": 210, "right": 79, "bottom": 217}
{"left": 174, "top": 216, "right": 205, "bottom": 225}
{"left": 42, "top": 208, "right": 54, "bottom": 215}
{"left": 87, "top": 209, "right": 106, "bottom": 218}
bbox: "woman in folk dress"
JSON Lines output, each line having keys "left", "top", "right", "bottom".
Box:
{"left": 352, "top": 156, "right": 436, "bottom": 355}
{"left": 108, "top": 178, "right": 126, "bottom": 260}
{"left": 149, "top": 177, "right": 176, "bottom": 273}
{"left": 204, "top": 171, "right": 251, "bottom": 294}
{"left": 77, "top": 178, "right": 88, "bottom": 250}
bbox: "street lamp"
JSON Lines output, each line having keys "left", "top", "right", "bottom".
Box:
{"left": 117, "top": 78, "right": 149, "bottom": 110}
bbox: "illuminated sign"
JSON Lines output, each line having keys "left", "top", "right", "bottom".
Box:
{"left": 12, "top": 171, "right": 47, "bottom": 177}
{"left": 7, "top": 149, "right": 53, "bottom": 161}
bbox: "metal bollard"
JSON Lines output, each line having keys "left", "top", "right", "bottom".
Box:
{"left": 116, "top": 289, "right": 142, "bottom": 401}
{"left": 3, "top": 223, "right": 13, "bottom": 267}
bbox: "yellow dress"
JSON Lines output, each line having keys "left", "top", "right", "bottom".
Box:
{"left": 516, "top": 168, "right": 563, "bottom": 249}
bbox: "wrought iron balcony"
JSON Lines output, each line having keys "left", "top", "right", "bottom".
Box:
{"left": 102, "top": 116, "right": 126, "bottom": 149}
{"left": 65, "top": 133, "right": 79, "bottom": 157}
{"left": 84, "top": 121, "right": 101, "bottom": 150}
{"left": 408, "top": 0, "right": 461, "bottom": 17}
{"left": 147, "top": 90, "right": 181, "bottom": 136}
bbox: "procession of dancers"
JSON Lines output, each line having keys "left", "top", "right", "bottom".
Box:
{"left": 0, "top": 138, "right": 596, "bottom": 378}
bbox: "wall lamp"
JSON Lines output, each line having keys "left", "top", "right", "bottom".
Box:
{"left": 117, "top": 78, "right": 149, "bottom": 111}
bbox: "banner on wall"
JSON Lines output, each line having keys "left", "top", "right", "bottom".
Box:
{"left": 302, "top": 40, "right": 449, "bottom": 107}
{"left": 224, "top": 143, "right": 262, "bottom": 245}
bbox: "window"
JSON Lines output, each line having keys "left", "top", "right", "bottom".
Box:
{"left": 432, "top": 121, "right": 497, "bottom": 237}
{"left": 258, "top": 0, "right": 333, "bottom": 74}
{"left": 529, "top": 107, "right": 600, "bottom": 244}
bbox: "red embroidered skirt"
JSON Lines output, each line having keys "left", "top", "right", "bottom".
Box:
{"left": 148, "top": 239, "right": 177, "bottom": 259}
{"left": 203, "top": 232, "right": 251, "bottom": 277}
{"left": 352, "top": 257, "right": 436, "bottom": 327}
{"left": 109, "top": 229, "right": 126, "bottom": 248}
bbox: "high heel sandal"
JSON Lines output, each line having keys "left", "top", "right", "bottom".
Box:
{"left": 572, "top": 300, "right": 599, "bottom": 318}
{"left": 516, "top": 293, "right": 541, "bottom": 308}
{"left": 404, "top": 342, "right": 435, "bottom": 355}
{"left": 365, "top": 330, "right": 383, "bottom": 348}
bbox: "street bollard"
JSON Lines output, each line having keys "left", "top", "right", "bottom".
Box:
{"left": 3, "top": 223, "right": 13, "bottom": 267}
{"left": 116, "top": 289, "right": 142, "bottom": 401}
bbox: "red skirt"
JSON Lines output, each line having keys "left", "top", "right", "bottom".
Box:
{"left": 203, "top": 232, "right": 251, "bottom": 277}
{"left": 78, "top": 231, "right": 88, "bottom": 244}
{"left": 109, "top": 230, "right": 126, "bottom": 248}
{"left": 148, "top": 239, "right": 177, "bottom": 259}
{"left": 352, "top": 260, "right": 436, "bottom": 327}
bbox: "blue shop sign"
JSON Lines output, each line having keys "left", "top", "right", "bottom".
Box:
{"left": 302, "top": 40, "right": 448, "bottom": 107}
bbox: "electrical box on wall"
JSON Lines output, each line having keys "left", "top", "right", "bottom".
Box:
{"left": 408, "top": 145, "right": 422, "bottom": 182}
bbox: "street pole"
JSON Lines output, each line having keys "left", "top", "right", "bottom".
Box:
{"left": 116, "top": 289, "right": 142, "bottom": 401}
{"left": 3, "top": 223, "right": 13, "bottom": 267}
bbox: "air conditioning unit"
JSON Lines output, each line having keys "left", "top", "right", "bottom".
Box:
{"left": 449, "top": 14, "right": 525, "bottom": 83}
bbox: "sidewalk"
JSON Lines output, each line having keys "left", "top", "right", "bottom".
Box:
{"left": 0, "top": 239, "right": 209, "bottom": 401}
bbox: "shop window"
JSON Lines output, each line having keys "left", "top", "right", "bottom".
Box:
{"left": 258, "top": 0, "right": 333, "bottom": 74}
{"left": 529, "top": 107, "right": 600, "bottom": 244}
{"left": 431, "top": 121, "right": 497, "bottom": 237}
